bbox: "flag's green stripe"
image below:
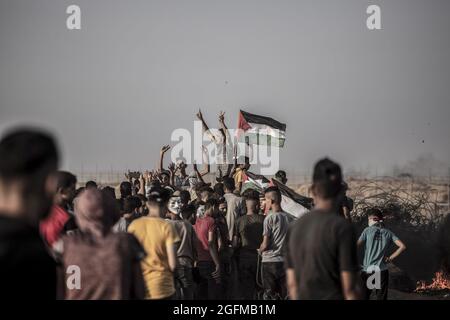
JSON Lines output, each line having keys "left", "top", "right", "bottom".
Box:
{"left": 244, "top": 132, "right": 285, "bottom": 147}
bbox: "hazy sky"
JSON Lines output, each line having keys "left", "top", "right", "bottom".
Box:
{"left": 1, "top": 0, "right": 449, "bottom": 175}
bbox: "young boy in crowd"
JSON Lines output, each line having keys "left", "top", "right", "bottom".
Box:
{"left": 357, "top": 208, "right": 406, "bottom": 300}
{"left": 114, "top": 196, "right": 142, "bottom": 232}
{"left": 259, "top": 186, "right": 294, "bottom": 300}
{"left": 193, "top": 198, "right": 222, "bottom": 299}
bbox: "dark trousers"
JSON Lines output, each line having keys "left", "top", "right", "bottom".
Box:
{"left": 196, "top": 261, "right": 222, "bottom": 300}
{"left": 262, "top": 261, "right": 286, "bottom": 300}
{"left": 175, "top": 266, "right": 194, "bottom": 300}
{"left": 220, "top": 260, "right": 234, "bottom": 300}
{"left": 361, "top": 269, "right": 389, "bottom": 300}
{"left": 238, "top": 256, "right": 258, "bottom": 300}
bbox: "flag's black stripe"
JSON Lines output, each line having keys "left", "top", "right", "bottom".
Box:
{"left": 271, "top": 179, "right": 313, "bottom": 209}
{"left": 240, "top": 110, "right": 287, "bottom": 132}
{"left": 245, "top": 171, "right": 270, "bottom": 184}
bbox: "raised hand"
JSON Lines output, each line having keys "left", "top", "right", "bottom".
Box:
{"left": 168, "top": 162, "right": 176, "bottom": 174}
{"left": 160, "top": 145, "right": 170, "bottom": 154}
{"left": 219, "top": 110, "right": 225, "bottom": 123}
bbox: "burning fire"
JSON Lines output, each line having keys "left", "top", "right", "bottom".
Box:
{"left": 416, "top": 271, "right": 450, "bottom": 292}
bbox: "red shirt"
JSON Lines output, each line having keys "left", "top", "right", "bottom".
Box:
{"left": 40, "top": 205, "right": 70, "bottom": 246}
{"left": 193, "top": 216, "right": 216, "bottom": 262}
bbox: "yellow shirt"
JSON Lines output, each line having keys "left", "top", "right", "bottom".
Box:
{"left": 128, "top": 217, "right": 179, "bottom": 299}
{"left": 233, "top": 168, "right": 244, "bottom": 190}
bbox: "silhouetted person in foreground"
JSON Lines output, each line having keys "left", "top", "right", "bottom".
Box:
{"left": 285, "top": 158, "right": 361, "bottom": 300}
{"left": 0, "top": 128, "right": 59, "bottom": 299}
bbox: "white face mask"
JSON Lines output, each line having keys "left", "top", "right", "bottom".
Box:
{"left": 196, "top": 205, "right": 205, "bottom": 218}
{"left": 168, "top": 197, "right": 181, "bottom": 214}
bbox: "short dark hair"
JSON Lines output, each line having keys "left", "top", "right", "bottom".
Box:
{"left": 101, "top": 186, "right": 116, "bottom": 200}
{"left": 0, "top": 128, "right": 59, "bottom": 181}
{"left": 199, "top": 185, "right": 214, "bottom": 194}
{"left": 312, "top": 158, "right": 343, "bottom": 199}
{"left": 222, "top": 177, "right": 235, "bottom": 192}
{"left": 147, "top": 179, "right": 161, "bottom": 190}
{"left": 217, "top": 196, "right": 227, "bottom": 205}
{"left": 160, "top": 171, "right": 170, "bottom": 178}
{"left": 204, "top": 198, "right": 218, "bottom": 211}
{"left": 366, "top": 207, "right": 383, "bottom": 220}
{"left": 120, "top": 181, "right": 132, "bottom": 198}
{"left": 136, "top": 193, "right": 147, "bottom": 204}
{"left": 124, "top": 196, "right": 141, "bottom": 213}
{"left": 243, "top": 189, "right": 260, "bottom": 202}
{"left": 213, "top": 182, "right": 225, "bottom": 197}
{"left": 147, "top": 187, "right": 171, "bottom": 205}
{"left": 180, "top": 203, "right": 196, "bottom": 220}
{"left": 55, "top": 171, "right": 77, "bottom": 191}
{"left": 264, "top": 186, "right": 282, "bottom": 204}
{"left": 179, "top": 190, "right": 191, "bottom": 204}
{"left": 85, "top": 180, "right": 97, "bottom": 189}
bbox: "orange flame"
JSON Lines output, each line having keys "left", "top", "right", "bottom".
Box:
{"left": 416, "top": 271, "right": 450, "bottom": 291}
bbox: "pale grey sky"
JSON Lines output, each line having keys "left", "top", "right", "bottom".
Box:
{"left": 1, "top": 0, "right": 449, "bottom": 175}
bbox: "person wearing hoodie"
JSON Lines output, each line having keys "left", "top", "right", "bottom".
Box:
{"left": 59, "top": 188, "right": 146, "bottom": 299}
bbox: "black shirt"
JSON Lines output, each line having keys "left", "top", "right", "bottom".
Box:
{"left": 285, "top": 210, "right": 358, "bottom": 300}
{"left": 234, "top": 214, "right": 265, "bottom": 259}
{"left": 0, "top": 215, "right": 57, "bottom": 299}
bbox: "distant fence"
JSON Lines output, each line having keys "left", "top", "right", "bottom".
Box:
{"left": 74, "top": 170, "right": 449, "bottom": 188}
{"left": 75, "top": 171, "right": 125, "bottom": 186}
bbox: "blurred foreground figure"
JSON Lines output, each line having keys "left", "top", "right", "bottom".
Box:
{"left": 0, "top": 128, "right": 59, "bottom": 299}
{"left": 60, "top": 188, "right": 146, "bottom": 299}
{"left": 285, "top": 158, "right": 361, "bottom": 300}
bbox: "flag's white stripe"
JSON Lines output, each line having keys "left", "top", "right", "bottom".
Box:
{"left": 246, "top": 122, "right": 286, "bottom": 139}
{"left": 281, "top": 195, "right": 309, "bottom": 219}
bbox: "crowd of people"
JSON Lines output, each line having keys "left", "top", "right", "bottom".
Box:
{"left": 0, "top": 120, "right": 409, "bottom": 300}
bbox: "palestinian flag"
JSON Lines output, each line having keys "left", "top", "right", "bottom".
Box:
{"left": 271, "top": 179, "right": 313, "bottom": 219}
{"left": 237, "top": 110, "right": 286, "bottom": 147}
{"left": 240, "top": 171, "right": 312, "bottom": 219}
{"left": 241, "top": 171, "right": 270, "bottom": 194}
